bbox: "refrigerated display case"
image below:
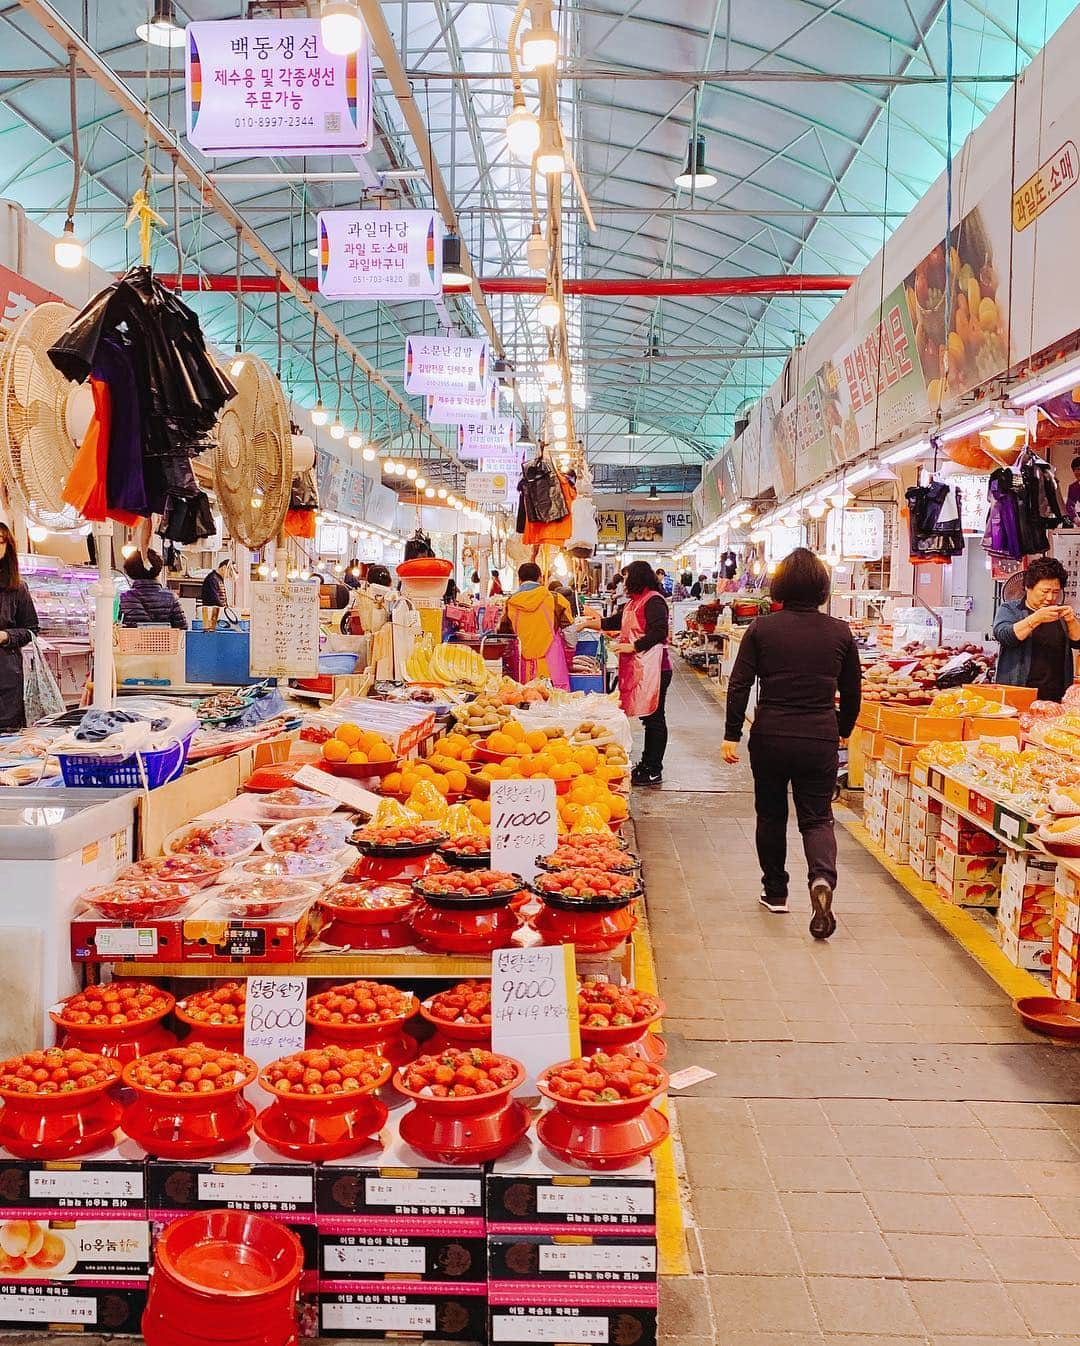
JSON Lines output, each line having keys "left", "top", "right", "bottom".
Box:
{"left": 19, "top": 556, "right": 122, "bottom": 705}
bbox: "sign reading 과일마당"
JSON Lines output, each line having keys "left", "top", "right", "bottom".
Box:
{"left": 318, "top": 210, "right": 443, "bottom": 300}
{"left": 185, "top": 20, "right": 372, "bottom": 157}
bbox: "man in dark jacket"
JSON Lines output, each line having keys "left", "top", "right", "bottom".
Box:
{"left": 118, "top": 551, "right": 187, "bottom": 629}
{"left": 200, "top": 559, "right": 232, "bottom": 633}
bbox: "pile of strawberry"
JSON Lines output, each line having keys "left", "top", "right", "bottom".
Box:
{"left": 262, "top": 1046, "right": 387, "bottom": 1097}
{"left": 169, "top": 822, "right": 260, "bottom": 858}
{"left": 418, "top": 870, "right": 520, "bottom": 898}
{"left": 0, "top": 1048, "right": 117, "bottom": 1096}
{"left": 266, "top": 819, "right": 351, "bottom": 855}
{"left": 321, "top": 881, "right": 414, "bottom": 912}
{"left": 177, "top": 982, "right": 246, "bottom": 1026}
{"left": 427, "top": 980, "right": 491, "bottom": 1025}
{"left": 544, "top": 843, "right": 634, "bottom": 873}
{"left": 535, "top": 869, "right": 637, "bottom": 901}
{"left": 55, "top": 982, "right": 171, "bottom": 1027}
{"left": 307, "top": 980, "right": 415, "bottom": 1027}
{"left": 126, "top": 1045, "right": 254, "bottom": 1094}
{"left": 121, "top": 855, "right": 227, "bottom": 886}
{"left": 355, "top": 822, "right": 446, "bottom": 849}
{"left": 578, "top": 983, "right": 660, "bottom": 1029}
{"left": 438, "top": 835, "right": 490, "bottom": 857}
{"left": 400, "top": 1048, "right": 520, "bottom": 1098}
{"left": 541, "top": 1052, "right": 664, "bottom": 1102}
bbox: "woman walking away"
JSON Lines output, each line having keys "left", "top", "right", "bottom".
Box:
{"left": 722, "top": 548, "right": 861, "bottom": 940}
{"left": 586, "top": 560, "right": 672, "bottom": 787}
{"left": 0, "top": 523, "right": 40, "bottom": 730}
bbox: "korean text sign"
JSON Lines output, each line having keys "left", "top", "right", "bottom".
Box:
{"left": 426, "top": 384, "right": 499, "bottom": 424}
{"left": 489, "top": 777, "right": 557, "bottom": 882}
{"left": 186, "top": 20, "right": 372, "bottom": 157}
{"left": 243, "top": 976, "right": 307, "bottom": 1068}
{"left": 457, "top": 418, "right": 516, "bottom": 460}
{"left": 404, "top": 336, "right": 490, "bottom": 397}
{"left": 318, "top": 209, "right": 442, "bottom": 300}
{"left": 490, "top": 945, "right": 580, "bottom": 1089}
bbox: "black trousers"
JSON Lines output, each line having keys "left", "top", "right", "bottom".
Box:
{"left": 639, "top": 668, "right": 673, "bottom": 774}
{"left": 748, "top": 734, "right": 839, "bottom": 899}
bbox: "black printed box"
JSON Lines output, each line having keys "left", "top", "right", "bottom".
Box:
{"left": 486, "top": 1144, "right": 656, "bottom": 1235}
{"left": 147, "top": 1157, "right": 317, "bottom": 1286}
{"left": 487, "top": 1234, "right": 657, "bottom": 1285}
{"left": 317, "top": 1151, "right": 485, "bottom": 1222}
{"left": 317, "top": 1283, "right": 486, "bottom": 1341}
{"left": 0, "top": 1157, "right": 146, "bottom": 1213}
{"left": 0, "top": 1283, "right": 148, "bottom": 1333}
{"left": 487, "top": 1298, "right": 657, "bottom": 1346}
{"left": 319, "top": 1228, "right": 486, "bottom": 1283}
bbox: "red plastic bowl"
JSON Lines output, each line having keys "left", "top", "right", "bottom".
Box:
{"left": 537, "top": 1061, "right": 667, "bottom": 1122}
{"left": 317, "top": 881, "right": 415, "bottom": 926}
{"left": 174, "top": 992, "right": 245, "bottom": 1049}
{"left": 51, "top": 987, "right": 177, "bottom": 1063}
{"left": 306, "top": 995, "right": 419, "bottom": 1066}
{"left": 535, "top": 1059, "right": 670, "bottom": 1170}
{"left": 80, "top": 881, "right": 196, "bottom": 922}
{"left": 532, "top": 902, "right": 638, "bottom": 953}
{"left": 393, "top": 1056, "right": 529, "bottom": 1164}
{"left": 120, "top": 1051, "right": 258, "bottom": 1158}
{"left": 579, "top": 1000, "right": 667, "bottom": 1063}
{"left": 411, "top": 900, "right": 522, "bottom": 954}
{"left": 0, "top": 1056, "right": 121, "bottom": 1159}
{"left": 254, "top": 1055, "right": 391, "bottom": 1161}
{"left": 418, "top": 1000, "right": 492, "bottom": 1050}
{"left": 120, "top": 855, "right": 228, "bottom": 890}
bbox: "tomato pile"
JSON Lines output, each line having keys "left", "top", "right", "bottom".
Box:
{"left": 355, "top": 822, "right": 446, "bottom": 849}
{"left": 307, "top": 980, "right": 415, "bottom": 1026}
{"left": 417, "top": 870, "right": 520, "bottom": 898}
{"left": 535, "top": 869, "right": 638, "bottom": 901}
{"left": 126, "top": 1045, "right": 254, "bottom": 1095}
{"left": 541, "top": 1052, "right": 664, "bottom": 1102}
{"left": 168, "top": 822, "right": 261, "bottom": 859}
{"left": 439, "top": 835, "right": 490, "bottom": 857}
{"left": 401, "top": 1048, "right": 520, "bottom": 1098}
{"left": 177, "top": 982, "right": 245, "bottom": 1027}
{"left": 262, "top": 1046, "right": 387, "bottom": 1097}
{"left": 121, "top": 855, "right": 227, "bottom": 887}
{"left": 321, "top": 881, "right": 413, "bottom": 912}
{"left": 81, "top": 880, "right": 195, "bottom": 922}
{"left": 265, "top": 818, "right": 352, "bottom": 855}
{"left": 0, "top": 1048, "right": 117, "bottom": 1097}
{"left": 545, "top": 843, "right": 634, "bottom": 873}
{"left": 427, "top": 980, "right": 491, "bottom": 1025}
{"left": 55, "top": 982, "right": 171, "bottom": 1027}
{"left": 578, "top": 983, "right": 660, "bottom": 1028}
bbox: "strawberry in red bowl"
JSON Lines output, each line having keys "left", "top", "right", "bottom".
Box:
{"left": 306, "top": 980, "right": 419, "bottom": 1066}
{"left": 536, "top": 1052, "right": 669, "bottom": 1170}
{"left": 531, "top": 868, "right": 641, "bottom": 953}
{"left": 175, "top": 982, "right": 246, "bottom": 1048}
{"left": 410, "top": 872, "right": 523, "bottom": 954}
{"left": 51, "top": 982, "right": 177, "bottom": 1062}
{"left": 394, "top": 1048, "right": 528, "bottom": 1164}
{"left": 255, "top": 1046, "right": 391, "bottom": 1161}
{"left": 578, "top": 983, "right": 666, "bottom": 1062}
{"left": 419, "top": 980, "right": 492, "bottom": 1049}
{"left": 0, "top": 1048, "right": 121, "bottom": 1158}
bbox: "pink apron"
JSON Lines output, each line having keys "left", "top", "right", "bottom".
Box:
{"left": 509, "top": 602, "right": 571, "bottom": 690}
{"left": 617, "top": 591, "right": 663, "bottom": 717}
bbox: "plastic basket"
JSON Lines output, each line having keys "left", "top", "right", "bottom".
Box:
{"left": 115, "top": 627, "right": 184, "bottom": 657}
{"left": 57, "top": 731, "right": 195, "bottom": 791}
{"left": 318, "top": 653, "right": 359, "bottom": 674}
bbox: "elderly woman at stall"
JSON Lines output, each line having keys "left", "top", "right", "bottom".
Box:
{"left": 993, "top": 556, "right": 1080, "bottom": 703}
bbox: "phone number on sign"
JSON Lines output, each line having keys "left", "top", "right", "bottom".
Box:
{"left": 232, "top": 116, "right": 316, "bottom": 130}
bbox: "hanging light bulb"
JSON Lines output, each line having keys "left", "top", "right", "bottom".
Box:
{"left": 807, "top": 499, "right": 828, "bottom": 520}
{"left": 521, "top": 0, "right": 558, "bottom": 67}
{"left": 406, "top": 466, "right": 418, "bottom": 481}
{"left": 311, "top": 403, "right": 329, "bottom": 427}
{"left": 362, "top": 446, "right": 376, "bottom": 462}
{"left": 437, "top": 488, "right": 448, "bottom": 499}
{"left": 505, "top": 93, "right": 541, "bottom": 160}
{"left": 526, "top": 225, "right": 548, "bottom": 273}
{"left": 257, "top": 562, "right": 270, "bottom": 578}
{"left": 348, "top": 431, "right": 364, "bottom": 450}
{"left": 300, "top": 570, "right": 311, "bottom": 582}
{"left": 415, "top": 476, "right": 427, "bottom": 490}
{"left": 674, "top": 134, "right": 717, "bottom": 190}
{"left": 454, "top": 501, "right": 464, "bottom": 511}
{"left": 271, "top": 568, "right": 279, "bottom": 580}
{"left": 120, "top": 542, "right": 137, "bottom": 559}
{"left": 424, "top": 487, "right": 436, "bottom": 499}
{"left": 53, "top": 219, "right": 84, "bottom": 270}
{"left": 329, "top": 421, "right": 346, "bottom": 441}
{"left": 538, "top": 288, "right": 561, "bottom": 329}
{"left": 382, "top": 459, "right": 395, "bottom": 474}
{"left": 542, "top": 358, "right": 561, "bottom": 384}
{"left": 319, "top": 0, "right": 365, "bottom": 56}
{"left": 441, "top": 234, "right": 471, "bottom": 291}
{"left": 535, "top": 118, "right": 566, "bottom": 176}
{"left": 447, "top": 495, "right": 458, "bottom": 507}
{"left": 136, "top": 0, "right": 185, "bottom": 46}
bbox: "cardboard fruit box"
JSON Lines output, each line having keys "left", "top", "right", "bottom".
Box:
{"left": 877, "top": 707, "right": 965, "bottom": 745}
{"left": 962, "top": 683, "right": 1038, "bottom": 711}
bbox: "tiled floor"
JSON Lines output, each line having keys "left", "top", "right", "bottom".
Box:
{"left": 646, "top": 664, "right": 1080, "bottom": 1345}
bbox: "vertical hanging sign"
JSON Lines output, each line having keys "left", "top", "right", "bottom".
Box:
{"left": 318, "top": 210, "right": 443, "bottom": 300}
{"left": 457, "top": 419, "right": 517, "bottom": 460}
{"left": 186, "top": 20, "right": 372, "bottom": 157}
{"left": 404, "top": 336, "right": 490, "bottom": 396}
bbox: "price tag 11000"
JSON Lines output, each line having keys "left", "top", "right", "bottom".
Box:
{"left": 489, "top": 777, "right": 557, "bottom": 882}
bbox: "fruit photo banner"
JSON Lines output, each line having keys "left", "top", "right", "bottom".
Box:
{"left": 185, "top": 19, "right": 372, "bottom": 157}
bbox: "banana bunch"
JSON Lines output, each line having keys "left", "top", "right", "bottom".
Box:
{"left": 405, "top": 638, "right": 487, "bottom": 689}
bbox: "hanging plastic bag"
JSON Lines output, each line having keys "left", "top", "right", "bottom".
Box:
{"left": 22, "top": 637, "right": 65, "bottom": 725}
{"left": 289, "top": 470, "right": 318, "bottom": 511}
{"left": 567, "top": 496, "right": 598, "bottom": 557}
{"left": 522, "top": 458, "right": 570, "bottom": 523}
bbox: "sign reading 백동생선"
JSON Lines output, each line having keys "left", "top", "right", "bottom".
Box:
{"left": 318, "top": 210, "right": 442, "bottom": 300}
{"left": 185, "top": 20, "right": 372, "bottom": 156}
{"left": 405, "top": 336, "right": 490, "bottom": 397}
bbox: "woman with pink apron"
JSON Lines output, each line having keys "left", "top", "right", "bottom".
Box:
{"left": 587, "top": 561, "right": 671, "bottom": 787}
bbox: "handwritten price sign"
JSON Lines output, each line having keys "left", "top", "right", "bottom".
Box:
{"left": 491, "top": 946, "right": 580, "bottom": 1089}
{"left": 489, "top": 777, "right": 557, "bottom": 881}
{"left": 243, "top": 976, "right": 307, "bottom": 1067}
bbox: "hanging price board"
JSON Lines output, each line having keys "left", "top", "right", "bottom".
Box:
{"left": 318, "top": 209, "right": 442, "bottom": 300}
{"left": 465, "top": 471, "right": 511, "bottom": 507}
{"left": 404, "top": 336, "right": 490, "bottom": 396}
{"left": 490, "top": 946, "right": 580, "bottom": 1090}
{"left": 457, "top": 418, "right": 517, "bottom": 460}
{"left": 185, "top": 20, "right": 372, "bottom": 157}
{"left": 425, "top": 384, "right": 499, "bottom": 424}
{"left": 243, "top": 976, "right": 307, "bottom": 1068}
{"left": 489, "top": 778, "right": 557, "bottom": 881}
{"left": 249, "top": 582, "right": 320, "bottom": 678}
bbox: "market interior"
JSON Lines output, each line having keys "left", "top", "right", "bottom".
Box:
{"left": 6, "top": 1, "right": 1080, "bottom": 1345}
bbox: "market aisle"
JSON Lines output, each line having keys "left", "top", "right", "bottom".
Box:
{"left": 645, "top": 665, "right": 1080, "bottom": 1345}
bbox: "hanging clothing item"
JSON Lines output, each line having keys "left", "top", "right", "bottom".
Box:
{"left": 983, "top": 468, "right": 1024, "bottom": 560}
{"left": 719, "top": 550, "right": 738, "bottom": 580}
{"left": 1018, "top": 454, "right": 1065, "bottom": 554}
{"left": 522, "top": 474, "right": 576, "bottom": 547}
{"left": 61, "top": 376, "right": 140, "bottom": 527}
{"left": 520, "top": 458, "right": 571, "bottom": 524}
{"left": 404, "top": 530, "right": 435, "bottom": 561}
{"left": 157, "top": 490, "right": 215, "bottom": 544}
{"left": 95, "top": 334, "right": 149, "bottom": 518}
{"left": 905, "top": 481, "right": 964, "bottom": 563}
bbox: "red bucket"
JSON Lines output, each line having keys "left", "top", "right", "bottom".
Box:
{"left": 144, "top": 1208, "right": 303, "bottom": 1346}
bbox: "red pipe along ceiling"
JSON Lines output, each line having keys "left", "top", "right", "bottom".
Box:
{"left": 153, "top": 274, "right": 854, "bottom": 297}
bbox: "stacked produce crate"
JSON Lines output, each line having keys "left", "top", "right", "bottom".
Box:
{"left": 996, "top": 852, "right": 1057, "bottom": 973}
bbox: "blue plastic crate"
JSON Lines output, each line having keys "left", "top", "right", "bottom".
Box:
{"left": 318, "top": 653, "right": 359, "bottom": 674}
{"left": 569, "top": 673, "right": 605, "bottom": 694}
{"left": 57, "top": 731, "right": 194, "bottom": 791}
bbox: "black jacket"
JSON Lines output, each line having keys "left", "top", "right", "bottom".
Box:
{"left": 200, "top": 571, "right": 228, "bottom": 608}
{"left": 119, "top": 580, "right": 187, "bottom": 630}
{"left": 0, "top": 583, "right": 40, "bottom": 729}
{"left": 600, "top": 595, "right": 669, "bottom": 653}
{"left": 724, "top": 605, "right": 862, "bottom": 743}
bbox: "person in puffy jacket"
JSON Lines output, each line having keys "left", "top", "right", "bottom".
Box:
{"left": 118, "top": 551, "right": 187, "bottom": 629}
{"left": 0, "top": 522, "right": 40, "bottom": 729}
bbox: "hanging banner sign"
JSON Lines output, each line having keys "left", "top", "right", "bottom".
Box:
{"left": 826, "top": 507, "right": 885, "bottom": 561}
{"left": 596, "top": 510, "right": 626, "bottom": 544}
{"left": 425, "top": 384, "right": 499, "bottom": 424}
{"left": 465, "top": 471, "right": 511, "bottom": 507}
{"left": 317, "top": 209, "right": 442, "bottom": 300}
{"left": 457, "top": 419, "right": 517, "bottom": 460}
{"left": 185, "top": 20, "right": 372, "bottom": 157}
{"left": 662, "top": 509, "right": 692, "bottom": 544}
{"left": 404, "top": 336, "right": 489, "bottom": 397}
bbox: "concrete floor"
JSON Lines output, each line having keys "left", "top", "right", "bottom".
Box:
{"left": 647, "top": 664, "right": 1080, "bottom": 1345}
